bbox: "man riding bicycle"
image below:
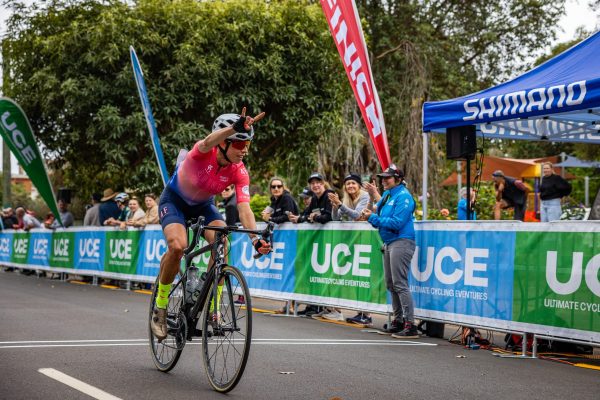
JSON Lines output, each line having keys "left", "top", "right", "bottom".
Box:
{"left": 151, "top": 108, "right": 271, "bottom": 340}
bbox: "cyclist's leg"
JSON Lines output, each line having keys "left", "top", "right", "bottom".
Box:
{"left": 152, "top": 190, "right": 188, "bottom": 340}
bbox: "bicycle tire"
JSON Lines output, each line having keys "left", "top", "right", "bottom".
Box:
{"left": 149, "top": 277, "right": 186, "bottom": 372}
{"left": 201, "top": 265, "right": 252, "bottom": 393}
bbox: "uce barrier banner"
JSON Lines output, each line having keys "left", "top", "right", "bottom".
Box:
{"left": 1, "top": 222, "right": 598, "bottom": 344}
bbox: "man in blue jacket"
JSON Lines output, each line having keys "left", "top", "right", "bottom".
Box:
{"left": 361, "top": 164, "right": 418, "bottom": 338}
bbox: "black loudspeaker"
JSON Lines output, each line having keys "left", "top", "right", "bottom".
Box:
{"left": 57, "top": 188, "right": 72, "bottom": 204}
{"left": 446, "top": 125, "right": 476, "bottom": 160}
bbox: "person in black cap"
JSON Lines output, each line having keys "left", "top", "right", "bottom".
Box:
{"left": 360, "top": 164, "right": 419, "bottom": 338}
{"left": 288, "top": 173, "right": 334, "bottom": 224}
{"left": 492, "top": 170, "right": 529, "bottom": 221}
{"left": 298, "top": 187, "right": 312, "bottom": 210}
{"left": 329, "top": 173, "right": 370, "bottom": 222}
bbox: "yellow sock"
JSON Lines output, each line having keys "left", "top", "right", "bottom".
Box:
{"left": 210, "top": 285, "right": 223, "bottom": 313}
{"left": 155, "top": 282, "right": 171, "bottom": 309}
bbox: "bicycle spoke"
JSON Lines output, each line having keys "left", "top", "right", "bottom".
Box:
{"left": 202, "top": 266, "right": 252, "bottom": 392}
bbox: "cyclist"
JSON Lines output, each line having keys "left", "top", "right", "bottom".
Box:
{"left": 151, "top": 107, "right": 271, "bottom": 341}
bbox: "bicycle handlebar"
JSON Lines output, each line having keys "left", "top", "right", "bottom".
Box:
{"left": 186, "top": 216, "right": 275, "bottom": 258}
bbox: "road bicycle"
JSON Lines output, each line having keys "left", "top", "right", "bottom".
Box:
{"left": 148, "top": 216, "right": 274, "bottom": 392}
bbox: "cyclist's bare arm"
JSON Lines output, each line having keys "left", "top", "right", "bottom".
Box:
{"left": 197, "top": 107, "right": 265, "bottom": 153}
{"left": 238, "top": 202, "right": 271, "bottom": 255}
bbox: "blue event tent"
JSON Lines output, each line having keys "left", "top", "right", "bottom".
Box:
{"left": 420, "top": 30, "right": 600, "bottom": 218}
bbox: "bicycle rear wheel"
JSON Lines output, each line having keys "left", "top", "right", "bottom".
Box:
{"left": 201, "top": 265, "right": 252, "bottom": 393}
{"left": 149, "top": 277, "right": 186, "bottom": 372}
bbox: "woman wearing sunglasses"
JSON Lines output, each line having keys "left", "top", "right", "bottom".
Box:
{"left": 151, "top": 108, "right": 272, "bottom": 341}
{"left": 262, "top": 177, "right": 299, "bottom": 224}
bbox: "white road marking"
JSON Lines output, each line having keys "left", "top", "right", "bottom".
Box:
{"left": 38, "top": 368, "right": 122, "bottom": 400}
{"left": 1, "top": 338, "right": 437, "bottom": 349}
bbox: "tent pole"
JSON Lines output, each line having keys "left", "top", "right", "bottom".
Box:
{"left": 585, "top": 176, "right": 590, "bottom": 207}
{"left": 422, "top": 131, "right": 429, "bottom": 220}
{"left": 466, "top": 158, "right": 471, "bottom": 220}
{"left": 457, "top": 161, "right": 462, "bottom": 202}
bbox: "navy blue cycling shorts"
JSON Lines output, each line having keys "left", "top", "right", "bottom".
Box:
{"left": 158, "top": 186, "right": 224, "bottom": 229}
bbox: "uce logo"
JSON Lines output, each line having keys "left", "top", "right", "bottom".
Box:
{"left": 146, "top": 239, "right": 166, "bottom": 262}
{"left": 14, "top": 238, "right": 28, "bottom": 254}
{"left": 411, "top": 246, "right": 489, "bottom": 287}
{"left": 110, "top": 239, "right": 132, "bottom": 260}
{"left": 33, "top": 239, "right": 48, "bottom": 256}
{"left": 79, "top": 238, "right": 100, "bottom": 258}
{"left": 53, "top": 238, "right": 70, "bottom": 257}
{"left": 546, "top": 251, "right": 600, "bottom": 297}
{"left": 240, "top": 242, "right": 284, "bottom": 270}
{"left": 0, "top": 238, "right": 10, "bottom": 253}
{"left": 311, "top": 243, "right": 371, "bottom": 277}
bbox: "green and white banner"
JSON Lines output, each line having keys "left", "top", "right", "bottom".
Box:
{"left": 0, "top": 98, "right": 61, "bottom": 224}
{"left": 0, "top": 222, "right": 598, "bottom": 344}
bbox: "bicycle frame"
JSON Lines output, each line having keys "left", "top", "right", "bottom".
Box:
{"left": 174, "top": 217, "right": 274, "bottom": 336}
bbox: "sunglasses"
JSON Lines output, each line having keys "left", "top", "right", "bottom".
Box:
{"left": 229, "top": 140, "right": 251, "bottom": 150}
{"left": 271, "top": 184, "right": 283, "bottom": 189}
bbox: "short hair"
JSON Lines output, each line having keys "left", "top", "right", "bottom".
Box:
{"left": 541, "top": 161, "right": 554, "bottom": 169}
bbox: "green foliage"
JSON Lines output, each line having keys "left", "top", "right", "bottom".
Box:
{"left": 2, "top": 0, "right": 345, "bottom": 199}
{"left": 0, "top": 0, "right": 571, "bottom": 207}
{"left": 249, "top": 194, "right": 270, "bottom": 220}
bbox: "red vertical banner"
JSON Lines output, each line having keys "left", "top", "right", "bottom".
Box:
{"left": 320, "top": 0, "right": 391, "bottom": 169}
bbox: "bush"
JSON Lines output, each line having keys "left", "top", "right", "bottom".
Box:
{"left": 249, "top": 194, "right": 270, "bottom": 220}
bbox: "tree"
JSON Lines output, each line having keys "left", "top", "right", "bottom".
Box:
{"left": 1, "top": 0, "right": 569, "bottom": 207}
{"left": 349, "top": 0, "right": 566, "bottom": 207}
{"left": 1, "top": 0, "right": 347, "bottom": 199}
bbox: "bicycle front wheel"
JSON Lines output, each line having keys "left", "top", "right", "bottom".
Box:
{"left": 201, "top": 265, "right": 252, "bottom": 393}
{"left": 148, "top": 277, "right": 185, "bottom": 372}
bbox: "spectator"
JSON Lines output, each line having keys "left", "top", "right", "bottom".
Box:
{"left": 326, "top": 173, "right": 372, "bottom": 323}
{"left": 43, "top": 213, "right": 55, "bottom": 229}
{"left": 104, "top": 193, "right": 130, "bottom": 226}
{"left": 50, "top": 199, "right": 74, "bottom": 228}
{"left": 457, "top": 187, "right": 477, "bottom": 220}
{"left": 219, "top": 184, "right": 240, "bottom": 226}
{"left": 540, "top": 161, "right": 571, "bottom": 222}
{"left": 262, "top": 177, "right": 299, "bottom": 224}
{"left": 360, "top": 164, "right": 419, "bottom": 338}
{"left": 2, "top": 207, "right": 19, "bottom": 229}
{"left": 329, "top": 173, "right": 370, "bottom": 221}
{"left": 492, "top": 170, "right": 529, "bottom": 221}
{"left": 298, "top": 187, "right": 312, "bottom": 208}
{"left": 120, "top": 197, "right": 145, "bottom": 229}
{"left": 288, "top": 173, "right": 334, "bottom": 224}
{"left": 289, "top": 173, "right": 334, "bottom": 317}
{"left": 99, "top": 188, "right": 120, "bottom": 226}
{"left": 128, "top": 193, "right": 159, "bottom": 227}
{"left": 83, "top": 193, "right": 102, "bottom": 226}
{"left": 13, "top": 207, "right": 25, "bottom": 230}
{"left": 16, "top": 207, "right": 41, "bottom": 231}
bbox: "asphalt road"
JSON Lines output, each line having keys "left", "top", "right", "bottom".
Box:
{"left": 0, "top": 270, "right": 598, "bottom": 400}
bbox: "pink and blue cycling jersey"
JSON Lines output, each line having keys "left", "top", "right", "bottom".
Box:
{"left": 166, "top": 143, "right": 251, "bottom": 206}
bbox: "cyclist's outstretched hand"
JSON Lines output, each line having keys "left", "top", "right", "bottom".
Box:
{"left": 253, "top": 239, "right": 272, "bottom": 255}
{"left": 233, "top": 106, "right": 266, "bottom": 133}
